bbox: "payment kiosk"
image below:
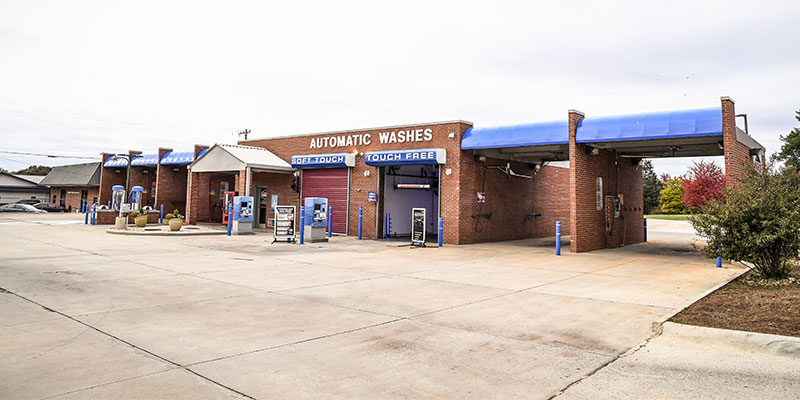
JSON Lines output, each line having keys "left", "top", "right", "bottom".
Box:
{"left": 303, "top": 197, "right": 328, "bottom": 243}
{"left": 231, "top": 196, "right": 254, "bottom": 235}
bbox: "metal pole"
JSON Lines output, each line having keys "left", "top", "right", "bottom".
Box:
{"left": 91, "top": 204, "right": 96, "bottom": 225}
{"left": 643, "top": 217, "right": 647, "bottom": 242}
{"left": 716, "top": 256, "right": 722, "bottom": 268}
{"left": 84, "top": 206, "right": 89, "bottom": 224}
{"left": 438, "top": 217, "right": 443, "bottom": 247}
{"left": 385, "top": 212, "right": 391, "bottom": 239}
{"left": 160, "top": 204, "right": 164, "bottom": 224}
{"left": 555, "top": 221, "right": 561, "bottom": 256}
{"left": 227, "top": 202, "right": 232, "bottom": 236}
{"left": 327, "top": 205, "right": 332, "bottom": 238}
{"left": 299, "top": 206, "right": 305, "bottom": 244}
{"left": 358, "top": 206, "right": 363, "bottom": 240}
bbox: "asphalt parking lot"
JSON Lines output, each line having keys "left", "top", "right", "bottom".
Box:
{"left": 1, "top": 213, "right": 747, "bottom": 399}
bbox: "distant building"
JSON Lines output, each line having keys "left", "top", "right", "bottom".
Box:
{"left": 39, "top": 162, "right": 101, "bottom": 211}
{"left": 0, "top": 173, "right": 50, "bottom": 205}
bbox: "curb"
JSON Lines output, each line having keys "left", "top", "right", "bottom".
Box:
{"left": 660, "top": 321, "right": 800, "bottom": 359}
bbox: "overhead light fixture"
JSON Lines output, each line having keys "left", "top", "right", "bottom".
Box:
{"left": 474, "top": 154, "right": 487, "bottom": 162}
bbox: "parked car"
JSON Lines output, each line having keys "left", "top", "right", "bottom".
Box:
{"left": 0, "top": 204, "right": 47, "bottom": 213}
{"left": 16, "top": 199, "right": 41, "bottom": 205}
{"left": 34, "top": 202, "right": 66, "bottom": 212}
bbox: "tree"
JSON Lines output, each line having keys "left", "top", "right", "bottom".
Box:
{"left": 690, "top": 164, "right": 800, "bottom": 279}
{"left": 682, "top": 160, "right": 725, "bottom": 210}
{"left": 642, "top": 160, "right": 662, "bottom": 213}
{"left": 776, "top": 110, "right": 800, "bottom": 169}
{"left": 14, "top": 165, "right": 52, "bottom": 175}
{"left": 659, "top": 176, "right": 687, "bottom": 214}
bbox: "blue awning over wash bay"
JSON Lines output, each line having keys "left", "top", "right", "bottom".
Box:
{"left": 461, "top": 121, "right": 569, "bottom": 150}
{"left": 577, "top": 107, "right": 722, "bottom": 143}
{"left": 160, "top": 149, "right": 209, "bottom": 165}
{"left": 104, "top": 154, "right": 158, "bottom": 167}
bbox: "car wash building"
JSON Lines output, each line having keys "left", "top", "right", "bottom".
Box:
{"left": 184, "top": 96, "right": 763, "bottom": 252}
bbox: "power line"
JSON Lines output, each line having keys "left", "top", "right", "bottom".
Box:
{"left": 0, "top": 150, "right": 97, "bottom": 160}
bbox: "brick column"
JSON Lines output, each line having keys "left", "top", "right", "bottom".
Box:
{"left": 568, "top": 110, "right": 586, "bottom": 252}
{"left": 154, "top": 147, "right": 172, "bottom": 213}
{"left": 721, "top": 96, "right": 752, "bottom": 188}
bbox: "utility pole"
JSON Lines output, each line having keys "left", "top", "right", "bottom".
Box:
{"left": 237, "top": 129, "right": 251, "bottom": 141}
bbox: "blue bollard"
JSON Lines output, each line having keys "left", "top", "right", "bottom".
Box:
{"left": 227, "top": 203, "right": 232, "bottom": 236}
{"left": 438, "top": 217, "right": 443, "bottom": 247}
{"left": 80, "top": 200, "right": 84, "bottom": 213}
{"left": 160, "top": 204, "right": 164, "bottom": 224}
{"left": 358, "top": 206, "right": 363, "bottom": 240}
{"left": 107, "top": 201, "right": 111, "bottom": 208}
{"left": 643, "top": 217, "right": 647, "bottom": 242}
{"left": 716, "top": 256, "right": 722, "bottom": 268}
{"left": 299, "top": 206, "right": 305, "bottom": 244}
{"left": 385, "top": 213, "right": 391, "bottom": 239}
{"left": 84, "top": 206, "right": 89, "bottom": 224}
{"left": 555, "top": 221, "right": 561, "bottom": 256}
{"left": 91, "top": 204, "right": 96, "bottom": 225}
{"left": 327, "top": 205, "right": 332, "bottom": 238}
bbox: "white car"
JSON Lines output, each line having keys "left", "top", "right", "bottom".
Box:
{"left": 0, "top": 204, "right": 47, "bottom": 213}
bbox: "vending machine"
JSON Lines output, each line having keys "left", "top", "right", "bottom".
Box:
{"left": 222, "top": 191, "right": 236, "bottom": 225}
{"left": 303, "top": 197, "right": 328, "bottom": 243}
{"left": 111, "top": 185, "right": 125, "bottom": 212}
{"left": 231, "top": 196, "right": 254, "bottom": 235}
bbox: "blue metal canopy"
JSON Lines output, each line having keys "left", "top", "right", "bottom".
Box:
{"left": 160, "top": 149, "right": 208, "bottom": 165}
{"left": 104, "top": 156, "right": 129, "bottom": 168}
{"left": 461, "top": 121, "right": 568, "bottom": 150}
{"left": 577, "top": 107, "right": 722, "bottom": 143}
{"left": 130, "top": 154, "right": 158, "bottom": 166}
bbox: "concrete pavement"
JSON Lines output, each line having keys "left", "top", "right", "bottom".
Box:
{"left": 0, "top": 213, "right": 753, "bottom": 399}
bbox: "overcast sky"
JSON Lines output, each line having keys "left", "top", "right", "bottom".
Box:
{"left": 1, "top": 0, "right": 798, "bottom": 176}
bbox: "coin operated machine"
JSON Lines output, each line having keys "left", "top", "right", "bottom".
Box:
{"left": 222, "top": 191, "right": 236, "bottom": 225}
{"left": 112, "top": 185, "right": 125, "bottom": 212}
{"left": 231, "top": 196, "right": 254, "bottom": 235}
{"left": 130, "top": 186, "right": 144, "bottom": 212}
{"left": 303, "top": 197, "right": 328, "bottom": 243}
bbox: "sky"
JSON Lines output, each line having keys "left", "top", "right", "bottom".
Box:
{"left": 1, "top": 0, "right": 798, "bottom": 177}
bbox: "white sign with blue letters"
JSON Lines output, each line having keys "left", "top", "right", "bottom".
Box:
{"left": 290, "top": 153, "right": 356, "bottom": 168}
{"left": 364, "top": 148, "right": 446, "bottom": 166}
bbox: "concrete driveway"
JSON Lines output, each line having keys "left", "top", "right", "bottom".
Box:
{"left": 0, "top": 214, "right": 744, "bottom": 399}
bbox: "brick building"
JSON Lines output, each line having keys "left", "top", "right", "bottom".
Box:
{"left": 39, "top": 162, "right": 101, "bottom": 212}
{"left": 87, "top": 96, "right": 763, "bottom": 253}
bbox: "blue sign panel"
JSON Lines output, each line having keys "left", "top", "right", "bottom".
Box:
{"left": 291, "top": 153, "right": 355, "bottom": 168}
{"left": 364, "top": 148, "right": 446, "bottom": 166}
{"left": 367, "top": 191, "right": 377, "bottom": 202}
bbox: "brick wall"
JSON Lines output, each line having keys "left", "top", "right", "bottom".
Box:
{"left": 250, "top": 171, "right": 298, "bottom": 231}
{"left": 50, "top": 186, "right": 99, "bottom": 211}
{"left": 241, "top": 121, "right": 469, "bottom": 243}
{"left": 98, "top": 152, "right": 125, "bottom": 206}
{"left": 456, "top": 156, "right": 570, "bottom": 244}
{"left": 128, "top": 166, "right": 156, "bottom": 207}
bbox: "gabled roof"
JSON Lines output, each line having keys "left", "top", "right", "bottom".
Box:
{"left": 39, "top": 162, "right": 101, "bottom": 187}
{"left": 0, "top": 172, "right": 46, "bottom": 188}
{"left": 189, "top": 144, "right": 294, "bottom": 173}
{"left": 13, "top": 174, "right": 46, "bottom": 184}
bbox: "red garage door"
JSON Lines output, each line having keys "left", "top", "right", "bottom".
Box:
{"left": 302, "top": 168, "right": 349, "bottom": 234}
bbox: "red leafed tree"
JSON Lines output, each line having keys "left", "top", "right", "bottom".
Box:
{"left": 682, "top": 160, "right": 726, "bottom": 209}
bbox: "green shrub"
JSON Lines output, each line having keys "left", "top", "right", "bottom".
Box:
{"left": 690, "top": 166, "right": 800, "bottom": 279}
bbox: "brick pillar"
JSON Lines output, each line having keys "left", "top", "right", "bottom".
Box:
{"left": 235, "top": 169, "right": 247, "bottom": 195}
{"left": 568, "top": 109, "right": 586, "bottom": 253}
{"left": 186, "top": 171, "right": 199, "bottom": 224}
{"left": 194, "top": 144, "right": 209, "bottom": 160}
{"left": 98, "top": 152, "right": 115, "bottom": 206}
{"left": 154, "top": 147, "right": 172, "bottom": 212}
{"left": 721, "top": 96, "right": 752, "bottom": 188}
